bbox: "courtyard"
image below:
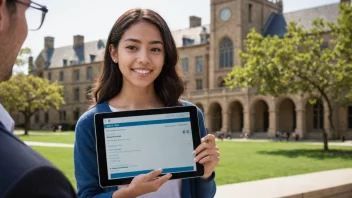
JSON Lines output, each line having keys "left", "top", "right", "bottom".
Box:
{"left": 17, "top": 131, "right": 352, "bottom": 188}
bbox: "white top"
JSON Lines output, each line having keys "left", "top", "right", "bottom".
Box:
{"left": 109, "top": 105, "right": 182, "bottom": 198}
{"left": 0, "top": 103, "right": 14, "bottom": 133}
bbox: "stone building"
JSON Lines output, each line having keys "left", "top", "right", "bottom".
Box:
{"left": 15, "top": 0, "right": 352, "bottom": 140}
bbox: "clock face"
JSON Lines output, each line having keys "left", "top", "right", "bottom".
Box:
{"left": 220, "top": 8, "right": 231, "bottom": 22}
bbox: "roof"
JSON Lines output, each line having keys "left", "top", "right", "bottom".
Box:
{"left": 263, "top": 13, "right": 288, "bottom": 37}
{"left": 172, "top": 24, "right": 210, "bottom": 47}
{"left": 37, "top": 25, "right": 210, "bottom": 69}
{"left": 263, "top": 3, "right": 340, "bottom": 37}
{"left": 36, "top": 39, "right": 106, "bottom": 69}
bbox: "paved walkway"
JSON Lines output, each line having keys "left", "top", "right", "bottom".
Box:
{"left": 215, "top": 168, "right": 352, "bottom": 198}
{"left": 24, "top": 141, "right": 73, "bottom": 148}
{"left": 219, "top": 138, "right": 352, "bottom": 147}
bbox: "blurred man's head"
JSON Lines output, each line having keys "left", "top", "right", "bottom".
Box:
{"left": 0, "top": 0, "right": 29, "bottom": 82}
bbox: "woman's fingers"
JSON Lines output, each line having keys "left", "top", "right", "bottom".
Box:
{"left": 194, "top": 149, "right": 219, "bottom": 162}
{"left": 194, "top": 143, "right": 213, "bottom": 155}
{"left": 145, "top": 169, "right": 163, "bottom": 181}
{"left": 198, "top": 154, "right": 219, "bottom": 164}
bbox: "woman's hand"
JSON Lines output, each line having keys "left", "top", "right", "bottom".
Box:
{"left": 194, "top": 134, "right": 220, "bottom": 180}
{"left": 113, "top": 169, "right": 171, "bottom": 198}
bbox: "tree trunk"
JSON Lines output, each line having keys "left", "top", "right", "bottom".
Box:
{"left": 325, "top": 101, "right": 335, "bottom": 152}
{"left": 24, "top": 115, "right": 30, "bottom": 136}
{"left": 321, "top": 93, "right": 334, "bottom": 152}
{"left": 322, "top": 129, "right": 329, "bottom": 151}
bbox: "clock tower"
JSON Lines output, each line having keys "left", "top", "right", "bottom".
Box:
{"left": 208, "top": 0, "right": 282, "bottom": 89}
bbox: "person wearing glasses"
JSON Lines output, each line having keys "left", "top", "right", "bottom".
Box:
{"left": 0, "top": 0, "right": 77, "bottom": 197}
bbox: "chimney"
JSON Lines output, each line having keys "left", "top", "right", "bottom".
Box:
{"left": 28, "top": 56, "right": 34, "bottom": 73}
{"left": 74, "top": 35, "right": 84, "bottom": 48}
{"left": 189, "top": 16, "right": 201, "bottom": 28}
{"left": 44, "top": 36, "right": 54, "bottom": 49}
{"left": 28, "top": 56, "right": 33, "bottom": 66}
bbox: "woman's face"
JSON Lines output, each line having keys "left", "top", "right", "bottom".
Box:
{"left": 110, "top": 21, "right": 165, "bottom": 89}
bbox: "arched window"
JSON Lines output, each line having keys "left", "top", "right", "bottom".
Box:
{"left": 86, "top": 86, "right": 92, "bottom": 100}
{"left": 313, "top": 101, "right": 324, "bottom": 129}
{"left": 218, "top": 79, "right": 225, "bottom": 87}
{"left": 219, "top": 38, "right": 233, "bottom": 68}
{"left": 74, "top": 108, "right": 80, "bottom": 121}
{"left": 348, "top": 106, "right": 352, "bottom": 129}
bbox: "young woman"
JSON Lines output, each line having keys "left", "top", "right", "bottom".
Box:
{"left": 74, "top": 8, "right": 220, "bottom": 198}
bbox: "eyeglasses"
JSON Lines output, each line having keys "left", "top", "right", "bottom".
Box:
{"left": 15, "top": 0, "right": 48, "bottom": 31}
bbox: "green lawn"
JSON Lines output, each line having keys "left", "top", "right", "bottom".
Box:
{"left": 17, "top": 131, "right": 75, "bottom": 144}
{"left": 31, "top": 146, "right": 76, "bottom": 186}
{"left": 26, "top": 138, "right": 352, "bottom": 188}
{"left": 215, "top": 141, "right": 352, "bottom": 185}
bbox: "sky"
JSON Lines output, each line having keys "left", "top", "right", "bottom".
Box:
{"left": 14, "top": 0, "right": 340, "bottom": 73}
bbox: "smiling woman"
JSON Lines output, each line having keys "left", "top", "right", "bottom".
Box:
{"left": 74, "top": 8, "right": 218, "bottom": 198}
{"left": 92, "top": 8, "right": 184, "bottom": 108}
{"left": 109, "top": 22, "right": 165, "bottom": 88}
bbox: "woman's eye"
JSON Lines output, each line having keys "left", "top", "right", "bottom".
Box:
{"left": 126, "top": 46, "right": 137, "bottom": 50}
{"left": 151, "top": 48, "right": 161, "bottom": 52}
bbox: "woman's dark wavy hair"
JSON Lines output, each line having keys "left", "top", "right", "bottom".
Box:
{"left": 91, "top": 8, "right": 184, "bottom": 108}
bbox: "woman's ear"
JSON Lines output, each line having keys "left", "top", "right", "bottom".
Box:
{"left": 109, "top": 44, "right": 118, "bottom": 63}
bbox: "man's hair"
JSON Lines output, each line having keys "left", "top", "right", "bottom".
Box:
{"left": 6, "top": 0, "right": 17, "bottom": 14}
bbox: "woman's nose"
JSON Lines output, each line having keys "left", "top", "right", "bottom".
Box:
{"left": 136, "top": 50, "right": 151, "bottom": 64}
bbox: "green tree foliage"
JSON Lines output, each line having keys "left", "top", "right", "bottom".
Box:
{"left": 15, "top": 47, "right": 31, "bottom": 66}
{"left": 225, "top": 3, "right": 352, "bottom": 151}
{"left": 0, "top": 74, "right": 65, "bottom": 135}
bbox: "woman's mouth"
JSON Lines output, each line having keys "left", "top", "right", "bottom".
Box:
{"left": 132, "top": 69, "right": 152, "bottom": 76}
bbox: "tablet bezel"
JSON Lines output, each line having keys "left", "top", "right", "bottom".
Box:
{"left": 94, "top": 105, "right": 204, "bottom": 187}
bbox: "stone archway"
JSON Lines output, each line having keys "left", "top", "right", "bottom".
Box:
{"left": 195, "top": 103, "right": 204, "bottom": 113}
{"left": 278, "top": 98, "right": 296, "bottom": 133}
{"left": 209, "top": 102, "right": 222, "bottom": 133}
{"left": 252, "top": 100, "right": 269, "bottom": 132}
{"left": 229, "top": 101, "right": 244, "bottom": 132}
{"left": 306, "top": 99, "right": 324, "bottom": 136}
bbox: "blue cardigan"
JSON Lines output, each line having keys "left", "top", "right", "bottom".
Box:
{"left": 74, "top": 100, "right": 216, "bottom": 198}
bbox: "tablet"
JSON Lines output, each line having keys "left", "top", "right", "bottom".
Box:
{"left": 94, "top": 105, "right": 204, "bottom": 187}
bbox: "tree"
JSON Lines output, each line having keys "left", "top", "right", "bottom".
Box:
{"left": 13, "top": 48, "right": 32, "bottom": 75}
{"left": 15, "top": 47, "right": 32, "bottom": 66}
{"left": 0, "top": 73, "right": 65, "bottom": 135}
{"left": 225, "top": 3, "right": 352, "bottom": 151}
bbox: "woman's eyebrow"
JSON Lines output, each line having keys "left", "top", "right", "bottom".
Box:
{"left": 124, "top": 38, "right": 163, "bottom": 45}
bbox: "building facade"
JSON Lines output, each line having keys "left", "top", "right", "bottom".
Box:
{"left": 15, "top": 0, "right": 352, "bottom": 140}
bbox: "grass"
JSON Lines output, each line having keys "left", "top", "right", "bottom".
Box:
{"left": 16, "top": 131, "right": 75, "bottom": 144}
{"left": 31, "top": 146, "right": 76, "bottom": 186}
{"left": 24, "top": 134, "right": 352, "bottom": 188}
{"left": 215, "top": 141, "right": 352, "bottom": 185}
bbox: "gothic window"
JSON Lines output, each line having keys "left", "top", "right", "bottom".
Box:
{"left": 220, "top": 38, "right": 233, "bottom": 68}
{"left": 348, "top": 106, "right": 352, "bottom": 128}
{"left": 313, "top": 101, "right": 324, "bottom": 129}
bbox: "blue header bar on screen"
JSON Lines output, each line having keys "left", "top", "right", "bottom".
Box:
{"left": 104, "top": 117, "right": 190, "bottom": 128}
{"left": 110, "top": 166, "right": 195, "bottom": 179}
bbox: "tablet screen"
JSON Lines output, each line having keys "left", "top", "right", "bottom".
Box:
{"left": 103, "top": 112, "right": 196, "bottom": 180}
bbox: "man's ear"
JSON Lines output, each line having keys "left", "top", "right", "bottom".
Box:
{"left": 109, "top": 44, "right": 119, "bottom": 63}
